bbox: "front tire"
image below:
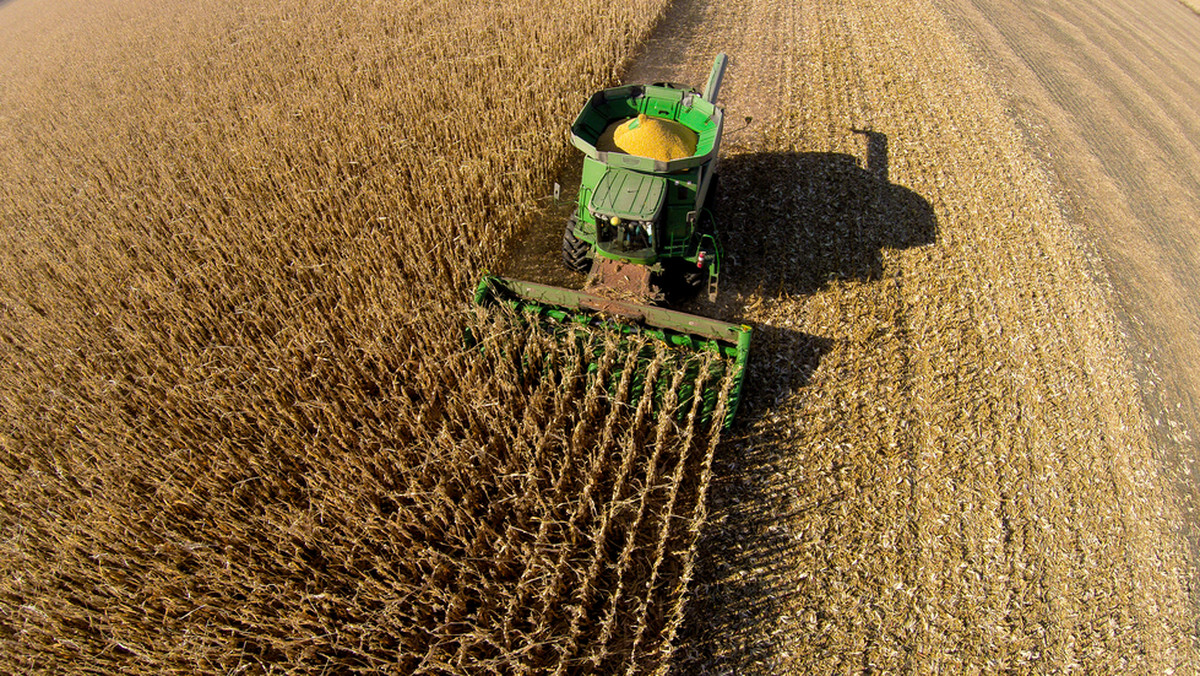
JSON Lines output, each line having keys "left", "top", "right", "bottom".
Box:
{"left": 660, "top": 259, "right": 707, "bottom": 304}
{"left": 562, "top": 214, "right": 590, "bottom": 272}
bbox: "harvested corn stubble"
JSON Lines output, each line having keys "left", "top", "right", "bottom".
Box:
{"left": 597, "top": 113, "right": 698, "bottom": 162}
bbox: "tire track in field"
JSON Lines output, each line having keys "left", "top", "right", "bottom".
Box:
{"left": 933, "top": 0, "right": 1200, "bottom": 614}
{"left": 616, "top": 0, "right": 1197, "bottom": 671}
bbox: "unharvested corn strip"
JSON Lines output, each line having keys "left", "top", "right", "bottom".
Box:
{"left": 473, "top": 274, "right": 752, "bottom": 430}
{"left": 552, "top": 353, "right": 668, "bottom": 674}
{"left": 496, "top": 344, "right": 619, "bottom": 652}
{"left": 587, "top": 365, "right": 691, "bottom": 670}
{"left": 526, "top": 345, "right": 646, "bottom": 636}
{"left": 622, "top": 355, "right": 716, "bottom": 673}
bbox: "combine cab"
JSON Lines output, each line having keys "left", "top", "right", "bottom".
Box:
{"left": 475, "top": 54, "right": 751, "bottom": 428}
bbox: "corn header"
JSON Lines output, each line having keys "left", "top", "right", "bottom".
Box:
{"left": 475, "top": 54, "right": 751, "bottom": 428}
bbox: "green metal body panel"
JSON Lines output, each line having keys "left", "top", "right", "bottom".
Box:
{"left": 589, "top": 169, "right": 666, "bottom": 222}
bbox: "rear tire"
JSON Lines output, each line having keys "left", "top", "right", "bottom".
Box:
{"left": 562, "top": 214, "right": 590, "bottom": 272}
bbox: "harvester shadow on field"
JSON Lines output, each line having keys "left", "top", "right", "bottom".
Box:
{"left": 676, "top": 134, "right": 938, "bottom": 670}
{"left": 690, "top": 131, "right": 936, "bottom": 409}
{"left": 718, "top": 132, "right": 934, "bottom": 301}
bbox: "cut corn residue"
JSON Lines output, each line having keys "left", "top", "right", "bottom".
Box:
{"left": 596, "top": 114, "right": 698, "bottom": 162}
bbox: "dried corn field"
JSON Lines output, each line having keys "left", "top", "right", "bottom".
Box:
{"left": 0, "top": 0, "right": 740, "bottom": 672}
{"left": 3, "top": 0, "right": 1200, "bottom": 674}
{"left": 618, "top": 0, "right": 1199, "bottom": 672}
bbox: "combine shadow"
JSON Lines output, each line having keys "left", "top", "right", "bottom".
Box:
{"left": 717, "top": 132, "right": 936, "bottom": 300}
{"left": 674, "top": 132, "right": 937, "bottom": 671}
{"left": 682, "top": 131, "right": 936, "bottom": 413}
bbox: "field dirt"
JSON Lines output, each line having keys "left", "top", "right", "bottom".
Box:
{"left": 560, "top": 0, "right": 1200, "bottom": 671}
{"left": 1, "top": 0, "right": 731, "bottom": 672}
{"left": 933, "top": 0, "right": 1200, "bottom": 578}
{"left": 3, "top": 0, "right": 1198, "bottom": 671}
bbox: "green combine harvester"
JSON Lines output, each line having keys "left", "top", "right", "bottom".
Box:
{"left": 475, "top": 54, "right": 751, "bottom": 428}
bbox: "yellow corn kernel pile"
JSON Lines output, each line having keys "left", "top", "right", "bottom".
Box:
{"left": 596, "top": 114, "right": 698, "bottom": 162}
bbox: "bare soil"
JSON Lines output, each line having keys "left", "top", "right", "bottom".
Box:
{"left": 933, "top": 0, "right": 1200, "bottom": 573}
{"left": 565, "top": 0, "right": 1199, "bottom": 671}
